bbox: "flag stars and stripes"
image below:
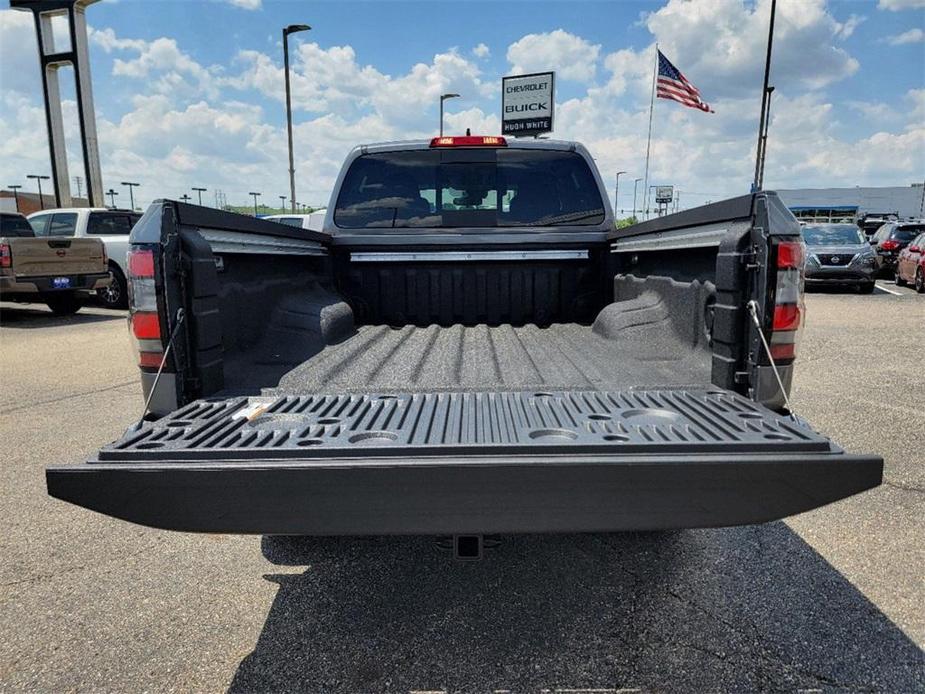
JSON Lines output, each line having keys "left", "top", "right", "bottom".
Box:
{"left": 656, "top": 49, "right": 714, "bottom": 113}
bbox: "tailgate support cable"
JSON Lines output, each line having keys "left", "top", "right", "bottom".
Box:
{"left": 131, "top": 307, "right": 185, "bottom": 431}
{"left": 746, "top": 300, "right": 795, "bottom": 418}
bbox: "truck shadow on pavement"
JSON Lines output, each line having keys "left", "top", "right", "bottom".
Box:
{"left": 229, "top": 524, "right": 923, "bottom": 693}
{"left": 0, "top": 305, "right": 124, "bottom": 328}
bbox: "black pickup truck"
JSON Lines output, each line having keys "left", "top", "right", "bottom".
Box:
{"left": 46, "top": 136, "right": 882, "bottom": 538}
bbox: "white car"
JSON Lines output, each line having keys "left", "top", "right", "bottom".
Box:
{"left": 27, "top": 207, "right": 141, "bottom": 308}
{"left": 262, "top": 210, "right": 327, "bottom": 232}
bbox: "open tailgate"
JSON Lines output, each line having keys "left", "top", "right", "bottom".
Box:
{"left": 47, "top": 388, "right": 882, "bottom": 534}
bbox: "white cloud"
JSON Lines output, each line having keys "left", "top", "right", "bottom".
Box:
{"left": 506, "top": 29, "right": 600, "bottom": 82}
{"left": 225, "top": 0, "right": 262, "bottom": 9}
{"left": 472, "top": 43, "right": 490, "bottom": 59}
{"left": 886, "top": 28, "right": 925, "bottom": 44}
{"left": 877, "top": 0, "right": 925, "bottom": 10}
{"left": 834, "top": 14, "right": 866, "bottom": 39}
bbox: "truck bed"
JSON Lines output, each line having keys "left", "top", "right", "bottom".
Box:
{"left": 234, "top": 322, "right": 709, "bottom": 395}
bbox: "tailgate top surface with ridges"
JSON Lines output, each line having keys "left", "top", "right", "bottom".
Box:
{"left": 99, "top": 389, "right": 833, "bottom": 461}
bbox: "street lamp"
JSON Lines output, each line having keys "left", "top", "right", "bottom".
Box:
{"left": 632, "top": 178, "right": 642, "bottom": 219}
{"left": 121, "top": 181, "right": 140, "bottom": 211}
{"left": 284, "top": 23, "right": 311, "bottom": 214}
{"left": 249, "top": 191, "right": 261, "bottom": 216}
{"left": 439, "top": 93, "right": 460, "bottom": 137}
{"left": 614, "top": 171, "right": 627, "bottom": 216}
{"left": 192, "top": 187, "right": 207, "bottom": 206}
{"left": 179, "top": 194, "right": 191, "bottom": 204}
{"left": 8, "top": 185, "right": 22, "bottom": 212}
{"left": 26, "top": 175, "right": 50, "bottom": 210}
{"left": 279, "top": 195, "right": 286, "bottom": 211}
{"left": 106, "top": 188, "right": 118, "bottom": 208}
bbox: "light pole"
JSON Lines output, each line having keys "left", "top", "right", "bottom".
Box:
{"left": 279, "top": 195, "right": 286, "bottom": 211}
{"left": 180, "top": 194, "right": 191, "bottom": 203}
{"left": 249, "top": 191, "right": 261, "bottom": 216}
{"left": 106, "top": 188, "right": 118, "bottom": 208}
{"left": 121, "top": 181, "right": 140, "bottom": 210}
{"left": 614, "top": 171, "right": 627, "bottom": 216}
{"left": 8, "top": 185, "right": 21, "bottom": 212}
{"left": 284, "top": 23, "right": 311, "bottom": 214}
{"left": 27, "top": 175, "right": 50, "bottom": 209}
{"left": 439, "top": 93, "right": 460, "bottom": 137}
{"left": 632, "top": 178, "right": 642, "bottom": 219}
{"left": 192, "top": 187, "right": 207, "bottom": 206}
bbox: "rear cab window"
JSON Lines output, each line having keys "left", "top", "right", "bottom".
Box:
{"left": 87, "top": 212, "right": 137, "bottom": 235}
{"left": 45, "top": 213, "right": 77, "bottom": 237}
{"left": 334, "top": 147, "right": 606, "bottom": 230}
{"left": 1, "top": 214, "right": 36, "bottom": 237}
{"left": 274, "top": 217, "right": 304, "bottom": 228}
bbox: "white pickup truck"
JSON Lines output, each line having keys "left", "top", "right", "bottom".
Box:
{"left": 27, "top": 207, "right": 141, "bottom": 309}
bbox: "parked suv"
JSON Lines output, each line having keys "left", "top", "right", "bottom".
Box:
{"left": 27, "top": 208, "right": 141, "bottom": 308}
{"left": 802, "top": 223, "right": 877, "bottom": 292}
{"left": 895, "top": 232, "right": 925, "bottom": 292}
{"left": 869, "top": 222, "right": 924, "bottom": 276}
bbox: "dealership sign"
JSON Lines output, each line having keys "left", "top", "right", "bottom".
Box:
{"left": 502, "top": 72, "right": 555, "bottom": 137}
{"left": 655, "top": 186, "right": 674, "bottom": 203}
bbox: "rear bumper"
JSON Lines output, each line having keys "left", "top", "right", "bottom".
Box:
{"left": 0, "top": 271, "right": 111, "bottom": 296}
{"left": 46, "top": 451, "right": 883, "bottom": 534}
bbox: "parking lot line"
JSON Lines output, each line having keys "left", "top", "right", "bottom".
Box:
{"left": 874, "top": 283, "right": 903, "bottom": 296}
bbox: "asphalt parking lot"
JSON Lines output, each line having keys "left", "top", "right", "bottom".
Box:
{"left": 1, "top": 285, "right": 923, "bottom": 693}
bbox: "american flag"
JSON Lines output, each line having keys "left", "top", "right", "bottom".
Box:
{"left": 656, "top": 49, "right": 714, "bottom": 113}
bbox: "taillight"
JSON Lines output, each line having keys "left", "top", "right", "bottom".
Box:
{"left": 127, "top": 247, "right": 163, "bottom": 369}
{"left": 429, "top": 135, "right": 507, "bottom": 147}
{"left": 0, "top": 243, "right": 10, "bottom": 269}
{"left": 881, "top": 240, "right": 899, "bottom": 251}
{"left": 769, "top": 239, "right": 805, "bottom": 363}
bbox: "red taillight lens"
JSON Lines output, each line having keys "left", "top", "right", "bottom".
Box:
{"left": 131, "top": 311, "right": 161, "bottom": 339}
{"left": 0, "top": 243, "right": 10, "bottom": 269}
{"left": 773, "top": 303, "right": 801, "bottom": 331}
{"left": 777, "top": 240, "right": 805, "bottom": 269}
{"left": 429, "top": 135, "right": 507, "bottom": 147}
{"left": 138, "top": 351, "right": 164, "bottom": 368}
{"left": 128, "top": 249, "right": 155, "bottom": 277}
{"left": 880, "top": 240, "right": 899, "bottom": 251}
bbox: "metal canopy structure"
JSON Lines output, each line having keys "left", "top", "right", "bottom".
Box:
{"left": 11, "top": 0, "right": 104, "bottom": 208}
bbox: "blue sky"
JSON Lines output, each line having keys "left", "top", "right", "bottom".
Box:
{"left": 1, "top": 0, "right": 923, "bottom": 211}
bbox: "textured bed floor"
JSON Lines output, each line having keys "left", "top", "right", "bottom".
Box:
{"left": 254, "top": 322, "right": 711, "bottom": 395}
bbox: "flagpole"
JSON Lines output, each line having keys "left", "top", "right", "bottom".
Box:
{"left": 642, "top": 43, "right": 658, "bottom": 220}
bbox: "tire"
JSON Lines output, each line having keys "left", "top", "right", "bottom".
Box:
{"left": 45, "top": 292, "right": 83, "bottom": 316}
{"left": 894, "top": 269, "right": 906, "bottom": 286}
{"left": 916, "top": 269, "right": 925, "bottom": 294}
{"left": 97, "top": 264, "right": 128, "bottom": 309}
{"left": 859, "top": 282, "right": 875, "bottom": 294}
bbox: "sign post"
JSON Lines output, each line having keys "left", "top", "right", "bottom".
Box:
{"left": 502, "top": 72, "right": 554, "bottom": 138}
{"left": 654, "top": 185, "right": 673, "bottom": 216}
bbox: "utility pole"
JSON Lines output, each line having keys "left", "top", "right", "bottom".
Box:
{"left": 752, "top": 0, "right": 777, "bottom": 192}
{"left": 121, "top": 181, "right": 140, "bottom": 210}
{"left": 106, "top": 188, "right": 118, "bottom": 208}
{"left": 440, "top": 93, "right": 460, "bottom": 137}
{"left": 192, "top": 187, "right": 207, "bottom": 206}
{"left": 8, "top": 185, "right": 22, "bottom": 212}
{"left": 283, "top": 23, "right": 311, "bottom": 213}
{"left": 614, "top": 171, "right": 627, "bottom": 216}
{"left": 249, "top": 191, "right": 261, "bottom": 216}
{"left": 632, "top": 178, "right": 642, "bottom": 220}
{"left": 27, "top": 174, "right": 50, "bottom": 209}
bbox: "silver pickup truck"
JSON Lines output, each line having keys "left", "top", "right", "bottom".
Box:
{"left": 46, "top": 136, "right": 882, "bottom": 548}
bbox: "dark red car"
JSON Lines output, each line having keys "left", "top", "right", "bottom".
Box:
{"left": 870, "top": 222, "right": 925, "bottom": 275}
{"left": 895, "top": 231, "right": 925, "bottom": 293}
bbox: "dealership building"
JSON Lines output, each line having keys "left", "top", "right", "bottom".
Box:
{"left": 775, "top": 184, "right": 924, "bottom": 222}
